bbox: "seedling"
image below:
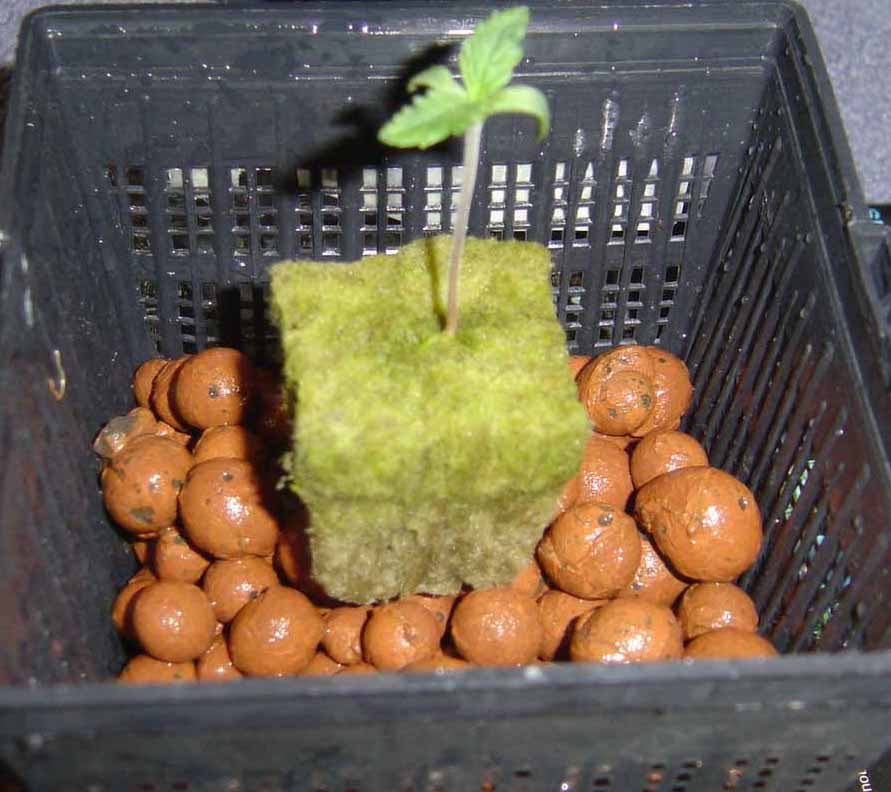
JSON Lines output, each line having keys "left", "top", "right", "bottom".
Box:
{"left": 379, "top": 7, "right": 549, "bottom": 335}
{"left": 271, "top": 8, "right": 589, "bottom": 603}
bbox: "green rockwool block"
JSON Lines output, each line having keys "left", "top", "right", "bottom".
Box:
{"left": 271, "top": 235, "right": 590, "bottom": 603}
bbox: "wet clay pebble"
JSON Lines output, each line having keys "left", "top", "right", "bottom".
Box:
{"left": 684, "top": 627, "right": 778, "bottom": 659}
{"left": 677, "top": 583, "right": 759, "bottom": 641}
{"left": 132, "top": 581, "right": 217, "bottom": 663}
{"left": 274, "top": 503, "right": 311, "bottom": 586}
{"left": 451, "top": 588, "right": 543, "bottom": 667}
{"left": 155, "top": 421, "right": 192, "bottom": 446}
{"left": 93, "top": 407, "right": 158, "bottom": 460}
{"left": 152, "top": 526, "right": 211, "bottom": 584}
{"left": 537, "top": 502, "right": 641, "bottom": 600}
{"left": 300, "top": 651, "right": 345, "bottom": 676}
{"left": 275, "top": 527, "right": 307, "bottom": 587}
{"left": 635, "top": 466, "right": 762, "bottom": 582}
{"left": 593, "top": 432, "right": 634, "bottom": 451}
{"left": 537, "top": 590, "right": 605, "bottom": 661}
{"left": 509, "top": 560, "right": 548, "bottom": 599}
{"left": 150, "top": 356, "right": 191, "bottom": 431}
{"left": 404, "top": 594, "right": 456, "bottom": 640}
{"left": 404, "top": 653, "right": 471, "bottom": 672}
{"left": 193, "top": 425, "right": 264, "bottom": 465}
{"left": 568, "top": 355, "right": 592, "bottom": 380}
{"left": 570, "top": 599, "right": 683, "bottom": 664}
{"left": 362, "top": 601, "right": 441, "bottom": 671}
{"left": 196, "top": 637, "right": 243, "bottom": 682}
{"left": 229, "top": 586, "right": 323, "bottom": 676}
{"left": 252, "top": 369, "right": 293, "bottom": 449}
{"left": 555, "top": 475, "right": 579, "bottom": 518}
{"left": 339, "top": 662, "right": 377, "bottom": 675}
{"left": 132, "top": 539, "right": 150, "bottom": 564}
{"left": 101, "top": 435, "right": 193, "bottom": 537}
{"left": 202, "top": 557, "right": 281, "bottom": 623}
{"left": 577, "top": 346, "right": 656, "bottom": 435}
{"left": 631, "top": 348, "right": 693, "bottom": 437}
{"left": 576, "top": 433, "right": 634, "bottom": 510}
{"left": 173, "top": 347, "right": 255, "bottom": 430}
{"left": 132, "top": 358, "right": 168, "bottom": 410}
{"left": 630, "top": 430, "right": 708, "bottom": 489}
{"left": 112, "top": 568, "right": 157, "bottom": 640}
{"left": 179, "top": 458, "right": 279, "bottom": 559}
{"left": 119, "top": 654, "right": 196, "bottom": 684}
{"left": 616, "top": 534, "right": 689, "bottom": 607}
{"left": 322, "top": 606, "right": 372, "bottom": 666}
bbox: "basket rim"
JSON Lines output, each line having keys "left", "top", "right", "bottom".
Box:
{"left": 2, "top": 649, "right": 890, "bottom": 726}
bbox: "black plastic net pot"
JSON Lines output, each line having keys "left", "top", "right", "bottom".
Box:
{"left": 1, "top": 2, "right": 890, "bottom": 790}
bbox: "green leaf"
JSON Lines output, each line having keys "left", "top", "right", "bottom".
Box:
{"left": 459, "top": 7, "right": 530, "bottom": 100}
{"left": 487, "top": 84, "right": 550, "bottom": 140}
{"left": 378, "top": 89, "right": 479, "bottom": 149}
{"left": 407, "top": 65, "right": 462, "bottom": 95}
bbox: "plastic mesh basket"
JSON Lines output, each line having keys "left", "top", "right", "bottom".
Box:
{"left": 1, "top": 2, "right": 891, "bottom": 791}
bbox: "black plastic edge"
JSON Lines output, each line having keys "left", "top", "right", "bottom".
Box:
{"left": 1, "top": 650, "right": 890, "bottom": 725}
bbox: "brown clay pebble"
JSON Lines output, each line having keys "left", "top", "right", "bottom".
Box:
{"left": 202, "top": 557, "right": 281, "bottom": 623}
{"left": 555, "top": 475, "right": 579, "bottom": 517}
{"left": 577, "top": 346, "right": 656, "bottom": 435}
{"left": 179, "top": 458, "right": 279, "bottom": 559}
{"left": 196, "top": 637, "right": 243, "bottom": 682}
{"left": 568, "top": 355, "right": 592, "bottom": 380}
{"left": 630, "top": 430, "right": 708, "bottom": 489}
{"left": 93, "top": 407, "right": 158, "bottom": 460}
{"left": 576, "top": 433, "right": 634, "bottom": 510}
{"left": 252, "top": 369, "right": 293, "bottom": 448}
{"left": 405, "top": 653, "right": 470, "bottom": 672}
{"left": 132, "top": 539, "right": 150, "bottom": 564}
{"left": 150, "top": 356, "right": 191, "bottom": 431}
{"left": 275, "top": 504, "right": 311, "bottom": 586}
{"left": 193, "top": 425, "right": 264, "bottom": 465}
{"left": 684, "top": 627, "right": 778, "bottom": 659}
{"left": 537, "top": 590, "right": 605, "bottom": 661}
{"left": 677, "top": 583, "right": 759, "bottom": 641}
{"left": 537, "top": 501, "right": 641, "bottom": 600}
{"left": 111, "top": 568, "right": 156, "bottom": 640}
{"left": 451, "top": 588, "right": 543, "bottom": 667}
{"left": 132, "top": 358, "right": 169, "bottom": 409}
{"left": 362, "top": 601, "right": 440, "bottom": 671}
{"left": 509, "top": 560, "right": 548, "bottom": 599}
{"left": 119, "top": 654, "right": 196, "bottom": 684}
{"left": 101, "top": 435, "right": 192, "bottom": 537}
{"left": 570, "top": 599, "right": 683, "bottom": 664}
{"left": 153, "top": 526, "right": 211, "bottom": 584}
{"left": 632, "top": 348, "right": 693, "bottom": 437}
{"left": 301, "top": 651, "right": 345, "bottom": 676}
{"left": 229, "top": 586, "right": 323, "bottom": 676}
{"left": 132, "top": 581, "right": 217, "bottom": 662}
{"left": 322, "top": 606, "right": 372, "bottom": 666}
{"left": 339, "top": 662, "right": 377, "bottom": 675}
{"left": 404, "top": 594, "right": 456, "bottom": 640}
{"left": 635, "top": 466, "right": 762, "bottom": 581}
{"left": 616, "top": 534, "right": 689, "bottom": 607}
{"left": 593, "top": 432, "right": 634, "bottom": 451}
{"left": 174, "top": 347, "right": 255, "bottom": 430}
{"left": 155, "top": 421, "right": 192, "bottom": 446}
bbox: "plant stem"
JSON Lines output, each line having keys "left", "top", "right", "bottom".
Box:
{"left": 444, "top": 120, "right": 483, "bottom": 336}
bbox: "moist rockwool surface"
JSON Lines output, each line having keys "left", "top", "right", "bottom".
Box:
{"left": 271, "top": 235, "right": 590, "bottom": 603}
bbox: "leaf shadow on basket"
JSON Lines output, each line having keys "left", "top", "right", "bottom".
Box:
{"left": 272, "top": 42, "right": 462, "bottom": 195}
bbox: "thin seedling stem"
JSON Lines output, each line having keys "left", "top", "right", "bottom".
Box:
{"left": 444, "top": 120, "right": 483, "bottom": 336}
